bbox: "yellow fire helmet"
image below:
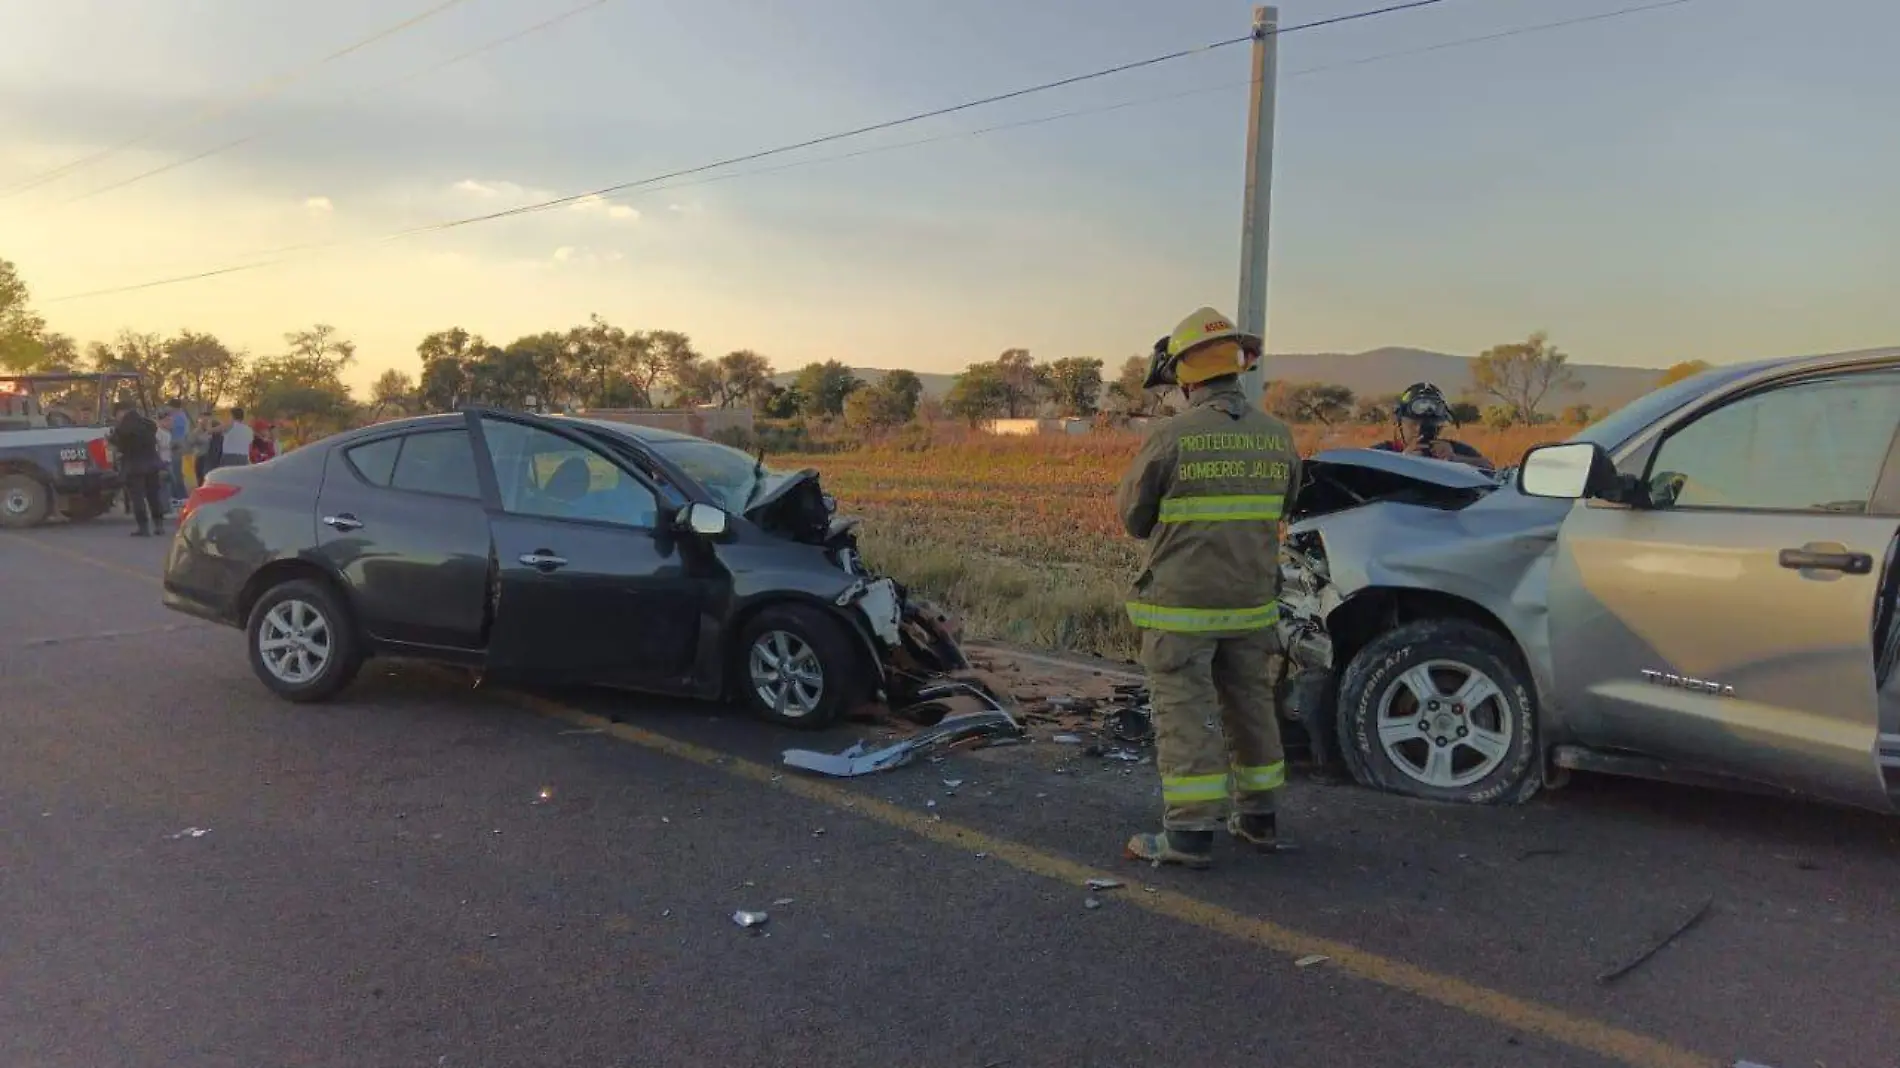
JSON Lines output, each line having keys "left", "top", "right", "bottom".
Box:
{"left": 1144, "top": 306, "right": 1263, "bottom": 389}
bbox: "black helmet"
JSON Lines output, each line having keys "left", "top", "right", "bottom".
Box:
{"left": 1396, "top": 382, "right": 1454, "bottom": 424}
{"left": 1139, "top": 336, "right": 1175, "bottom": 390}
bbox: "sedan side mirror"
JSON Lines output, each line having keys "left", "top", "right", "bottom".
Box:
{"left": 677, "top": 502, "right": 731, "bottom": 539}
{"left": 1517, "top": 441, "right": 1619, "bottom": 501}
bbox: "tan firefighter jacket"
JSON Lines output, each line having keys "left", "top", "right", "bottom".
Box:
{"left": 1115, "top": 381, "right": 1300, "bottom": 637}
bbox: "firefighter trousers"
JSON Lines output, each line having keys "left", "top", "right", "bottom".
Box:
{"left": 1141, "top": 628, "right": 1286, "bottom": 832}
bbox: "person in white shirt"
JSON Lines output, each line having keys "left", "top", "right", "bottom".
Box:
{"left": 220, "top": 407, "right": 254, "bottom": 467}
{"left": 153, "top": 419, "right": 174, "bottom": 510}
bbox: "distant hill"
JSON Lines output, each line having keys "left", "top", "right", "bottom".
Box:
{"left": 776, "top": 349, "right": 1665, "bottom": 411}
{"left": 1259, "top": 347, "right": 1663, "bottom": 411}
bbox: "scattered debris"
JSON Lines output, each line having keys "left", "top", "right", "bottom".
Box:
{"left": 782, "top": 709, "right": 1025, "bottom": 778}
{"left": 811, "top": 828, "right": 826, "bottom": 837}
{"left": 533, "top": 787, "right": 553, "bottom": 804}
{"left": 772, "top": 897, "right": 796, "bottom": 907}
{"left": 1052, "top": 734, "right": 1084, "bottom": 745}
{"left": 925, "top": 800, "right": 937, "bottom": 809}
{"left": 1516, "top": 847, "right": 1567, "bottom": 860}
{"left": 662, "top": 910, "right": 672, "bottom": 918}
{"left": 974, "top": 852, "right": 988, "bottom": 858}
{"left": 1083, "top": 898, "right": 1103, "bottom": 911}
{"left": 1295, "top": 955, "right": 1330, "bottom": 968}
{"left": 557, "top": 728, "right": 604, "bottom": 736}
{"left": 1085, "top": 878, "right": 1125, "bottom": 891}
{"left": 1596, "top": 897, "right": 1714, "bottom": 984}
{"left": 1103, "top": 749, "right": 1144, "bottom": 763}
{"left": 942, "top": 779, "right": 965, "bottom": 790}
{"left": 731, "top": 911, "right": 770, "bottom": 929}
{"left": 167, "top": 827, "right": 210, "bottom": 839}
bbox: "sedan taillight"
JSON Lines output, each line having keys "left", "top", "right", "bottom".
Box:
{"left": 178, "top": 483, "right": 240, "bottom": 526}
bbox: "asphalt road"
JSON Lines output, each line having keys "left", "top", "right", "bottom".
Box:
{"left": 4, "top": 516, "right": 1897, "bottom": 1068}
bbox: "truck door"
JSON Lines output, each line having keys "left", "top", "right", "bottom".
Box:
{"left": 1548, "top": 366, "right": 1900, "bottom": 809}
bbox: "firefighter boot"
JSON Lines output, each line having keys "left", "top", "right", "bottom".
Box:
{"left": 1124, "top": 829, "right": 1215, "bottom": 870}
{"left": 1228, "top": 813, "right": 1296, "bottom": 853}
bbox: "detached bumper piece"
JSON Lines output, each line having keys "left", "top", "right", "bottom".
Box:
{"left": 781, "top": 707, "right": 1025, "bottom": 778}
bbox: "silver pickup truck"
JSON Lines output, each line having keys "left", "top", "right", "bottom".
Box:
{"left": 1277, "top": 346, "right": 1900, "bottom": 813}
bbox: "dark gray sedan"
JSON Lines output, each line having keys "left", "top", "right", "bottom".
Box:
{"left": 162, "top": 408, "right": 953, "bottom": 726}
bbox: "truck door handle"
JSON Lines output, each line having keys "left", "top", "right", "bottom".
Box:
{"left": 519, "top": 551, "right": 568, "bottom": 571}
{"left": 322, "top": 513, "right": 363, "bottom": 532}
{"left": 1779, "top": 544, "right": 1873, "bottom": 575}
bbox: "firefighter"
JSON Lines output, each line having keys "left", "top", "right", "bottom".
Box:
{"left": 1116, "top": 307, "right": 1301, "bottom": 868}
{"left": 1373, "top": 381, "right": 1493, "bottom": 471}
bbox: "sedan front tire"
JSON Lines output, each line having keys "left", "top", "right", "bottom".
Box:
{"left": 738, "top": 605, "right": 864, "bottom": 729}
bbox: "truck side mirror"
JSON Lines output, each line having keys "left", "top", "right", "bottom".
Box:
{"left": 1517, "top": 442, "right": 1619, "bottom": 501}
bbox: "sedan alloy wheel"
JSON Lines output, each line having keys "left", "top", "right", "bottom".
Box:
{"left": 749, "top": 629, "right": 824, "bottom": 719}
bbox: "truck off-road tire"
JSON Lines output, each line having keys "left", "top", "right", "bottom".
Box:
{"left": 1337, "top": 618, "right": 1540, "bottom": 805}
{"left": 61, "top": 495, "right": 113, "bottom": 523}
{"left": 736, "top": 605, "right": 865, "bottom": 730}
{"left": 246, "top": 579, "right": 364, "bottom": 703}
{"left": 0, "top": 473, "right": 52, "bottom": 529}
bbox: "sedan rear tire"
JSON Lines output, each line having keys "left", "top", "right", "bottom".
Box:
{"left": 246, "top": 579, "right": 364, "bottom": 703}
{"left": 1336, "top": 618, "right": 1540, "bottom": 805}
{"left": 738, "top": 605, "right": 864, "bottom": 729}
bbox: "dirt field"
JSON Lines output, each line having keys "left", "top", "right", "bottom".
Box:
{"left": 786, "top": 423, "right": 1575, "bottom": 660}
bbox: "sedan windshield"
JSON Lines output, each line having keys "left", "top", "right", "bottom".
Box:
{"left": 650, "top": 438, "right": 794, "bottom": 512}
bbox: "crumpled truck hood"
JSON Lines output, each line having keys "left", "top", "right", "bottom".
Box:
{"left": 1303, "top": 447, "right": 1502, "bottom": 490}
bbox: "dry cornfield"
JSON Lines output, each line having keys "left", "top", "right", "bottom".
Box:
{"left": 783, "top": 422, "right": 1575, "bottom": 661}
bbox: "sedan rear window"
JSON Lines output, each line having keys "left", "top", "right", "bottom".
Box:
{"left": 344, "top": 437, "right": 402, "bottom": 486}
{"left": 390, "top": 430, "right": 482, "bottom": 500}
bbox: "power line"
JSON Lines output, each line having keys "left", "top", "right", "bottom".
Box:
{"left": 59, "top": 0, "right": 618, "bottom": 208}
{"left": 47, "top": 0, "right": 1457, "bottom": 303}
{"left": 1, "top": 0, "right": 481, "bottom": 199}
{"left": 419, "top": 0, "right": 1702, "bottom": 220}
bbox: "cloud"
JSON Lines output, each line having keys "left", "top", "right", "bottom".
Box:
{"left": 552, "top": 246, "right": 576, "bottom": 262}
{"left": 608, "top": 205, "right": 639, "bottom": 221}
{"left": 569, "top": 193, "right": 639, "bottom": 222}
{"left": 452, "top": 178, "right": 556, "bottom": 202}
{"left": 304, "top": 196, "right": 334, "bottom": 213}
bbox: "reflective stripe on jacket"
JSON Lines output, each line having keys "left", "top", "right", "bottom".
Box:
{"left": 1115, "top": 381, "right": 1300, "bottom": 637}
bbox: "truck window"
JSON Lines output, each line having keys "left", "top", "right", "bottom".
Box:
{"left": 1644, "top": 371, "right": 1900, "bottom": 513}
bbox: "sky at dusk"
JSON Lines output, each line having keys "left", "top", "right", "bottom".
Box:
{"left": 1, "top": 0, "right": 1894, "bottom": 391}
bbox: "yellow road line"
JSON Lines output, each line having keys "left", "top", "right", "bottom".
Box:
{"left": 9, "top": 535, "right": 1719, "bottom": 1068}
{"left": 516, "top": 694, "right": 1717, "bottom": 1068}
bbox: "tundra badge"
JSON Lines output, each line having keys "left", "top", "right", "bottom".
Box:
{"left": 1641, "top": 669, "right": 1736, "bottom": 698}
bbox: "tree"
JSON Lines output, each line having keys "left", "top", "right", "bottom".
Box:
{"left": 0, "top": 257, "right": 50, "bottom": 373}
{"left": 992, "top": 349, "right": 1046, "bottom": 417}
{"left": 1447, "top": 400, "right": 1482, "bottom": 425}
{"left": 792, "top": 360, "right": 862, "bottom": 418}
{"left": 416, "top": 327, "right": 486, "bottom": 412}
{"left": 1470, "top": 331, "right": 1581, "bottom": 424}
{"left": 646, "top": 330, "right": 702, "bottom": 400}
{"left": 1483, "top": 404, "right": 1518, "bottom": 429}
{"left": 758, "top": 384, "right": 804, "bottom": 420}
{"left": 369, "top": 370, "right": 417, "bottom": 418}
{"left": 89, "top": 330, "right": 173, "bottom": 397}
{"left": 944, "top": 362, "right": 1010, "bottom": 425}
{"left": 1044, "top": 357, "right": 1105, "bottom": 418}
{"left": 669, "top": 360, "right": 721, "bottom": 407}
{"left": 713, "top": 350, "right": 773, "bottom": 409}
{"left": 1657, "top": 359, "right": 1712, "bottom": 387}
{"left": 1559, "top": 403, "right": 1596, "bottom": 425}
{"left": 1105, "top": 355, "right": 1163, "bottom": 416}
{"left": 165, "top": 331, "right": 243, "bottom": 407}
{"left": 1264, "top": 381, "right": 1355, "bottom": 425}
{"left": 1354, "top": 398, "right": 1390, "bottom": 425}
{"left": 844, "top": 370, "right": 924, "bottom": 433}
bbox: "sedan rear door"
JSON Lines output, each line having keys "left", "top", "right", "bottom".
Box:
{"left": 1548, "top": 365, "right": 1900, "bottom": 808}
{"left": 472, "top": 414, "right": 720, "bottom": 691}
{"left": 313, "top": 417, "right": 493, "bottom": 654}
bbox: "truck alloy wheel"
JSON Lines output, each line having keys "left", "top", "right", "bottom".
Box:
{"left": 1337, "top": 618, "right": 1540, "bottom": 805}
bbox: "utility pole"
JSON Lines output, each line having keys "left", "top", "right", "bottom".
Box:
{"left": 1236, "top": 4, "right": 1279, "bottom": 407}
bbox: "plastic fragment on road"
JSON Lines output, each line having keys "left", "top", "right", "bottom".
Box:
{"left": 772, "top": 897, "right": 796, "bottom": 907}
{"left": 1084, "top": 898, "right": 1103, "bottom": 910}
{"left": 732, "top": 911, "right": 769, "bottom": 929}
{"left": 1596, "top": 896, "right": 1714, "bottom": 984}
{"left": 168, "top": 827, "right": 210, "bottom": 839}
{"left": 1052, "top": 734, "right": 1084, "bottom": 745}
{"left": 781, "top": 709, "right": 1024, "bottom": 778}
{"left": 1295, "top": 955, "right": 1330, "bottom": 968}
{"left": 1085, "top": 878, "right": 1125, "bottom": 891}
